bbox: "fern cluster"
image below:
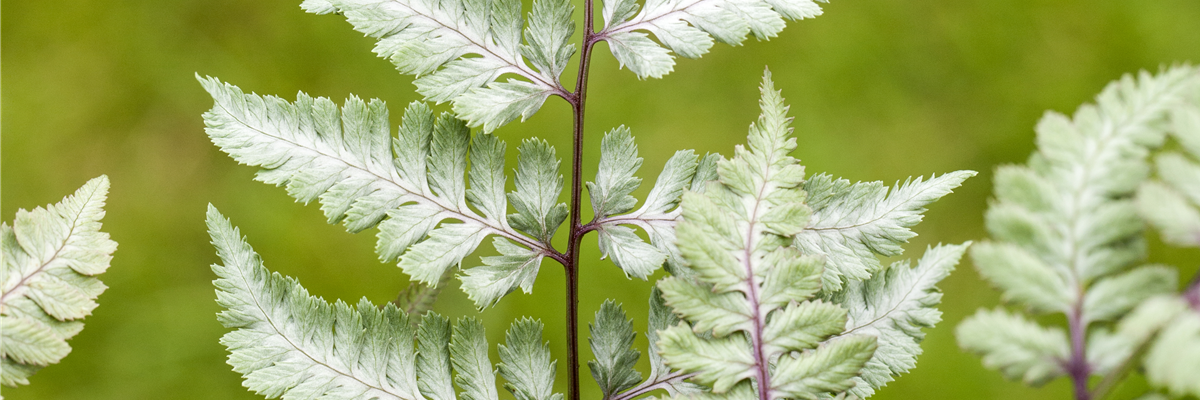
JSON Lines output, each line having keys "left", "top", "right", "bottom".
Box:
{"left": 193, "top": 0, "right": 978, "bottom": 399}
{"left": 957, "top": 66, "right": 1200, "bottom": 399}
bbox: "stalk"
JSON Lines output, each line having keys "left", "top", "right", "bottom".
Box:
{"left": 563, "top": 2, "right": 599, "bottom": 400}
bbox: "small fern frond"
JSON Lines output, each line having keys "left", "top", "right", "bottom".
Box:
{"left": 302, "top": 0, "right": 576, "bottom": 132}
{"left": 796, "top": 172, "right": 974, "bottom": 292}
{"left": 958, "top": 66, "right": 1200, "bottom": 388}
{"left": 207, "top": 206, "right": 561, "bottom": 400}
{"left": 1, "top": 176, "right": 116, "bottom": 388}
{"left": 200, "top": 78, "right": 561, "bottom": 308}
{"left": 588, "top": 126, "right": 720, "bottom": 279}
{"left": 658, "top": 71, "right": 876, "bottom": 400}
{"left": 598, "top": 0, "right": 827, "bottom": 79}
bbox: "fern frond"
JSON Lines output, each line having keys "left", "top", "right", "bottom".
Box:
{"left": 302, "top": 0, "right": 576, "bottom": 132}
{"left": 208, "top": 206, "right": 561, "bottom": 400}
{"left": 588, "top": 301, "right": 643, "bottom": 398}
{"left": 598, "top": 0, "right": 826, "bottom": 79}
{"left": 200, "top": 78, "right": 560, "bottom": 309}
{"left": 795, "top": 172, "right": 974, "bottom": 291}
{"left": 588, "top": 126, "right": 721, "bottom": 279}
{"left": 658, "top": 71, "right": 876, "bottom": 400}
{"left": 958, "top": 66, "right": 1200, "bottom": 387}
{"left": 826, "top": 242, "right": 969, "bottom": 398}
{"left": 1, "top": 176, "right": 116, "bottom": 388}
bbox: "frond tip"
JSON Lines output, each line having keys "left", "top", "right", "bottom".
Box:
{"left": 659, "top": 71, "right": 878, "bottom": 400}
{"left": 207, "top": 205, "right": 563, "bottom": 400}
{"left": 1, "top": 176, "right": 117, "bottom": 388}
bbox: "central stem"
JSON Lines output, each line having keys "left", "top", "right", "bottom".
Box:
{"left": 565, "top": 2, "right": 598, "bottom": 400}
{"left": 1067, "top": 300, "right": 1091, "bottom": 400}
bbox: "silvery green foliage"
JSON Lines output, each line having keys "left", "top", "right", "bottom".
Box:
{"left": 1130, "top": 82, "right": 1200, "bottom": 399}
{"left": 199, "top": 77, "right": 565, "bottom": 309}
{"left": 208, "top": 206, "right": 562, "bottom": 400}
{"left": 1, "top": 176, "right": 116, "bottom": 389}
{"left": 588, "top": 301, "right": 643, "bottom": 398}
{"left": 301, "top": 0, "right": 576, "bottom": 132}
{"left": 796, "top": 171, "right": 974, "bottom": 292}
{"left": 598, "top": 0, "right": 827, "bottom": 79}
{"left": 957, "top": 66, "right": 1200, "bottom": 387}
{"left": 585, "top": 290, "right": 703, "bottom": 400}
{"left": 824, "top": 242, "right": 968, "bottom": 398}
{"left": 588, "top": 126, "right": 720, "bottom": 279}
{"left": 654, "top": 72, "right": 868, "bottom": 400}
{"left": 650, "top": 71, "right": 970, "bottom": 400}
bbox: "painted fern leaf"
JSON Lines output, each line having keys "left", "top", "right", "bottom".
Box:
{"left": 656, "top": 71, "right": 877, "bottom": 400}
{"left": 598, "top": 0, "right": 827, "bottom": 79}
{"left": 588, "top": 126, "right": 720, "bottom": 279}
{"left": 1130, "top": 77, "right": 1200, "bottom": 399}
{"left": 1, "top": 176, "right": 117, "bottom": 388}
{"left": 207, "top": 206, "right": 562, "bottom": 400}
{"left": 795, "top": 171, "right": 974, "bottom": 292}
{"left": 824, "top": 242, "right": 968, "bottom": 398}
{"left": 958, "top": 66, "right": 1200, "bottom": 386}
{"left": 301, "top": 0, "right": 576, "bottom": 132}
{"left": 200, "top": 77, "right": 564, "bottom": 308}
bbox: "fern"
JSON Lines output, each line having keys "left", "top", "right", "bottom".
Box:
{"left": 651, "top": 71, "right": 971, "bottom": 400}
{"left": 300, "top": 0, "right": 576, "bottom": 132}
{"left": 208, "top": 206, "right": 562, "bottom": 400}
{"left": 957, "top": 66, "right": 1200, "bottom": 399}
{"left": 1131, "top": 79, "right": 1200, "bottom": 398}
{"left": 598, "top": 0, "right": 827, "bottom": 79}
{"left": 1, "top": 176, "right": 117, "bottom": 388}
{"left": 200, "top": 78, "right": 566, "bottom": 309}
{"left": 199, "top": 1, "right": 980, "bottom": 399}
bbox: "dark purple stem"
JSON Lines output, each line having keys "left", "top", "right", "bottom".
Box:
{"left": 1185, "top": 270, "right": 1200, "bottom": 311}
{"left": 563, "top": 2, "right": 598, "bottom": 400}
{"left": 1066, "top": 302, "right": 1092, "bottom": 400}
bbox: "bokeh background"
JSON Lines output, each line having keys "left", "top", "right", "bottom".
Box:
{"left": 4, "top": 0, "right": 1200, "bottom": 398}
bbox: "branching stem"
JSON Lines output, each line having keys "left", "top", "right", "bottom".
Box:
{"left": 564, "top": 2, "right": 599, "bottom": 400}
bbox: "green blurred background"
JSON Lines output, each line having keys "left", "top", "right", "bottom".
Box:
{"left": 4, "top": 0, "right": 1200, "bottom": 398}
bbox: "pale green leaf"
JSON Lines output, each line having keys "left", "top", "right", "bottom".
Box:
{"left": 771, "top": 335, "right": 877, "bottom": 400}
{"left": 957, "top": 309, "right": 1069, "bottom": 386}
{"left": 417, "top": 313, "right": 456, "bottom": 400}
{"left": 1138, "top": 171, "right": 1200, "bottom": 248}
{"left": 597, "top": 225, "right": 666, "bottom": 279}
{"left": 588, "top": 301, "right": 642, "bottom": 397}
{"left": 656, "top": 324, "right": 754, "bottom": 393}
{"left": 795, "top": 171, "right": 974, "bottom": 291}
{"left": 970, "top": 242, "right": 1072, "bottom": 313}
{"left": 200, "top": 78, "right": 551, "bottom": 304}
{"left": 451, "top": 318, "right": 500, "bottom": 400}
{"left": 522, "top": 0, "right": 577, "bottom": 81}
{"left": 828, "top": 243, "right": 968, "bottom": 398}
{"left": 509, "top": 139, "right": 568, "bottom": 242}
{"left": 498, "top": 319, "right": 561, "bottom": 400}
{"left": 1, "top": 176, "right": 115, "bottom": 388}
{"left": 599, "top": 0, "right": 825, "bottom": 79}
{"left": 761, "top": 300, "right": 846, "bottom": 355}
{"left": 208, "top": 206, "right": 423, "bottom": 399}
{"left": 590, "top": 127, "right": 644, "bottom": 219}
{"left": 658, "top": 277, "right": 753, "bottom": 337}
{"left": 460, "top": 238, "right": 545, "bottom": 309}
{"left": 1082, "top": 266, "right": 1177, "bottom": 323}
{"left": 1143, "top": 309, "right": 1200, "bottom": 397}
{"left": 312, "top": 0, "right": 570, "bottom": 130}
